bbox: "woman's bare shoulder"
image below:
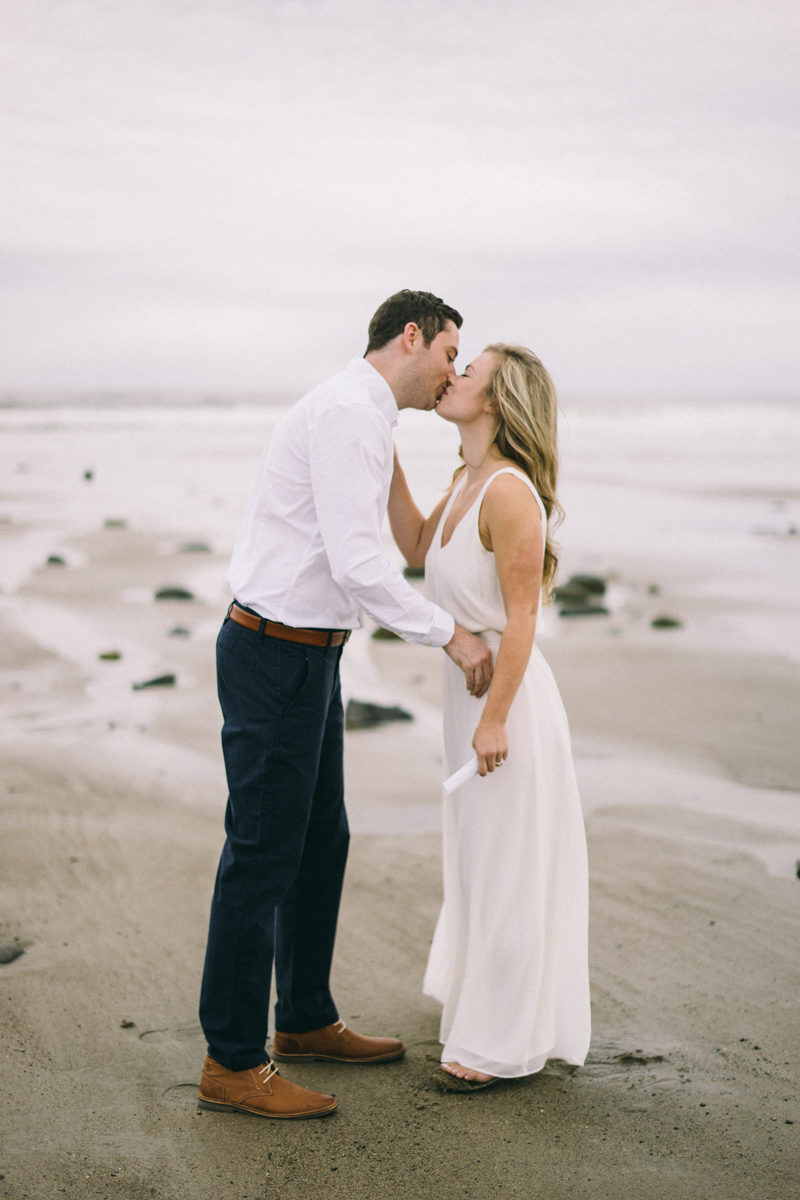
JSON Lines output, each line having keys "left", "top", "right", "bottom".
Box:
{"left": 479, "top": 468, "right": 540, "bottom": 549}
{"left": 483, "top": 466, "right": 537, "bottom": 506}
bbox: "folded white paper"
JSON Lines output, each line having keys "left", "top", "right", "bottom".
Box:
{"left": 443, "top": 755, "right": 479, "bottom": 794}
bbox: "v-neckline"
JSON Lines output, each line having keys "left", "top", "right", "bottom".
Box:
{"left": 439, "top": 470, "right": 501, "bottom": 550}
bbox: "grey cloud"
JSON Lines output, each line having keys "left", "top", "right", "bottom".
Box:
{"left": 0, "top": 0, "right": 797, "bottom": 391}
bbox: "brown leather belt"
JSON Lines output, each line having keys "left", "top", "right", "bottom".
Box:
{"left": 228, "top": 602, "right": 351, "bottom": 647}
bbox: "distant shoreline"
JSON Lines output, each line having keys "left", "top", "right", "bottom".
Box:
{"left": 0, "top": 391, "right": 296, "bottom": 410}
{"left": 1, "top": 389, "right": 798, "bottom": 412}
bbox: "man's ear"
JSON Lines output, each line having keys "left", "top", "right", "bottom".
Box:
{"left": 402, "top": 322, "right": 422, "bottom": 353}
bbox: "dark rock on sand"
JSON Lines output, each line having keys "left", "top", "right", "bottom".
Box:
{"left": 98, "top": 650, "right": 122, "bottom": 661}
{"left": 345, "top": 699, "right": 413, "bottom": 730}
{"left": 553, "top": 575, "right": 608, "bottom": 608}
{"left": 155, "top": 587, "right": 194, "bottom": 601}
{"left": 556, "top": 576, "right": 606, "bottom": 604}
{"left": 132, "top": 674, "right": 177, "bottom": 691}
{"left": 559, "top": 605, "right": 610, "bottom": 618}
{"left": 103, "top": 518, "right": 127, "bottom": 528}
{"left": 403, "top": 565, "right": 425, "bottom": 579}
{"left": 0, "top": 944, "right": 25, "bottom": 964}
{"left": 168, "top": 627, "right": 191, "bottom": 638}
{"left": 569, "top": 574, "right": 607, "bottom": 596}
{"left": 372, "top": 627, "right": 402, "bottom": 640}
{"left": 552, "top": 581, "right": 590, "bottom": 603}
{"left": 83, "top": 469, "right": 93, "bottom": 481}
{"left": 46, "top": 555, "right": 66, "bottom": 566}
{"left": 651, "top": 615, "right": 683, "bottom": 629}
{"left": 120, "top": 1019, "right": 136, "bottom": 1029}
{"left": 177, "top": 542, "right": 211, "bottom": 553}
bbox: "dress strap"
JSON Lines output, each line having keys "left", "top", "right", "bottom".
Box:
{"left": 476, "top": 467, "right": 547, "bottom": 532}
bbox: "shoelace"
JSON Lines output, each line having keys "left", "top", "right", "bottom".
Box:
{"left": 332, "top": 1020, "right": 347, "bottom": 1035}
{"left": 257, "top": 1062, "right": 278, "bottom": 1086}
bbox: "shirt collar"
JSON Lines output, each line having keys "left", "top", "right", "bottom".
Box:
{"left": 346, "top": 357, "right": 399, "bottom": 427}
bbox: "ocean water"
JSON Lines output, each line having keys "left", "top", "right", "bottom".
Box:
{"left": 2, "top": 393, "right": 799, "bottom": 869}
{"left": 2, "top": 395, "right": 799, "bottom": 656}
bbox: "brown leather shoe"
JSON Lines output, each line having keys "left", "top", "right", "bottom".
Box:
{"left": 197, "top": 1056, "right": 337, "bottom": 1119}
{"left": 272, "top": 1019, "right": 405, "bottom": 1064}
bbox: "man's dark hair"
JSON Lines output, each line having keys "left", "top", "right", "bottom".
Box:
{"left": 365, "top": 290, "right": 463, "bottom": 354}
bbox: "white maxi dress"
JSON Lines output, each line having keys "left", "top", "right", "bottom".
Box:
{"left": 423, "top": 467, "right": 591, "bottom": 1078}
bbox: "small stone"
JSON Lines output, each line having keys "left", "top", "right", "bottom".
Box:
{"left": 83, "top": 469, "right": 93, "bottom": 481}
{"left": 46, "top": 554, "right": 66, "bottom": 566}
{"left": 568, "top": 574, "right": 606, "bottom": 596}
{"left": 559, "top": 605, "right": 609, "bottom": 618}
{"left": 403, "top": 565, "right": 425, "bottom": 579}
{"left": 795, "top": 859, "right": 800, "bottom": 880}
{"left": 132, "top": 674, "right": 177, "bottom": 691}
{"left": 103, "top": 518, "right": 127, "bottom": 529}
{"left": 177, "top": 542, "right": 211, "bottom": 553}
{"left": 120, "top": 1019, "right": 135, "bottom": 1029}
{"left": 99, "top": 650, "right": 122, "bottom": 661}
{"left": 647, "top": 584, "right": 661, "bottom": 595}
{"left": 154, "top": 587, "right": 194, "bottom": 601}
{"left": 371, "top": 627, "right": 402, "bottom": 640}
{"left": 0, "top": 944, "right": 24, "bottom": 964}
{"left": 345, "top": 699, "right": 413, "bottom": 730}
{"left": 651, "top": 615, "right": 682, "bottom": 629}
{"left": 553, "top": 582, "right": 590, "bottom": 604}
{"left": 168, "top": 627, "right": 191, "bottom": 638}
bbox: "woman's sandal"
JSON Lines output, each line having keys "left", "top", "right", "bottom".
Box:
{"left": 436, "top": 1066, "right": 502, "bottom": 1093}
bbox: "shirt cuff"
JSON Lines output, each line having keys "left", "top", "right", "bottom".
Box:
{"left": 403, "top": 603, "right": 454, "bottom": 648}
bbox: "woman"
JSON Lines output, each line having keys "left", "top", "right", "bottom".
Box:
{"left": 388, "top": 344, "right": 590, "bottom": 1088}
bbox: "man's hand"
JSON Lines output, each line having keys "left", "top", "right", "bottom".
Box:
{"left": 444, "top": 624, "right": 494, "bottom": 697}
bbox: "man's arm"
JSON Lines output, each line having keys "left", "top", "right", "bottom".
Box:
{"left": 308, "top": 403, "right": 493, "bottom": 694}
{"left": 309, "top": 401, "right": 452, "bottom": 644}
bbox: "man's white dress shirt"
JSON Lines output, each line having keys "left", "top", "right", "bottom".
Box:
{"left": 228, "top": 357, "right": 455, "bottom": 647}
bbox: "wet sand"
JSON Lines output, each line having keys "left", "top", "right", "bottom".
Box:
{"left": 2, "top": 521, "right": 800, "bottom": 1199}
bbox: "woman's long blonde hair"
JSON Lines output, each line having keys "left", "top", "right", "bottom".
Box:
{"left": 468, "top": 343, "right": 563, "bottom": 593}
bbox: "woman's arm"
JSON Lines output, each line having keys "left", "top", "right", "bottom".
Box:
{"left": 471, "top": 473, "right": 543, "bottom": 776}
{"left": 388, "top": 449, "right": 452, "bottom": 568}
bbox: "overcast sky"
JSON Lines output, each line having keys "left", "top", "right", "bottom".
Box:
{"left": 1, "top": 0, "right": 798, "bottom": 396}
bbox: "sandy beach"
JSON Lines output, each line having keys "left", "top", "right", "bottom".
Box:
{"left": 2, "top": 399, "right": 800, "bottom": 1198}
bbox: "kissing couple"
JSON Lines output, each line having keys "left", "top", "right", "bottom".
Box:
{"left": 197, "top": 289, "right": 590, "bottom": 1117}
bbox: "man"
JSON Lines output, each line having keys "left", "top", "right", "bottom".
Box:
{"left": 198, "top": 290, "right": 494, "bottom": 1120}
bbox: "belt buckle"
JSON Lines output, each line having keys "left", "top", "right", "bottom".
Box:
{"left": 342, "top": 630, "right": 351, "bottom": 645}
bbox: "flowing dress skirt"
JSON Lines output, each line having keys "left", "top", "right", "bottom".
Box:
{"left": 423, "top": 633, "right": 591, "bottom": 1078}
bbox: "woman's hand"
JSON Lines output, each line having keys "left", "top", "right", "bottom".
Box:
{"left": 472, "top": 717, "right": 509, "bottom": 776}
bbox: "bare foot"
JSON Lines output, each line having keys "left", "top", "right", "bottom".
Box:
{"left": 440, "top": 1061, "right": 495, "bottom": 1084}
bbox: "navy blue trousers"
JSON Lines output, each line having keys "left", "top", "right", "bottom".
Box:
{"left": 199, "top": 612, "right": 350, "bottom": 1072}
